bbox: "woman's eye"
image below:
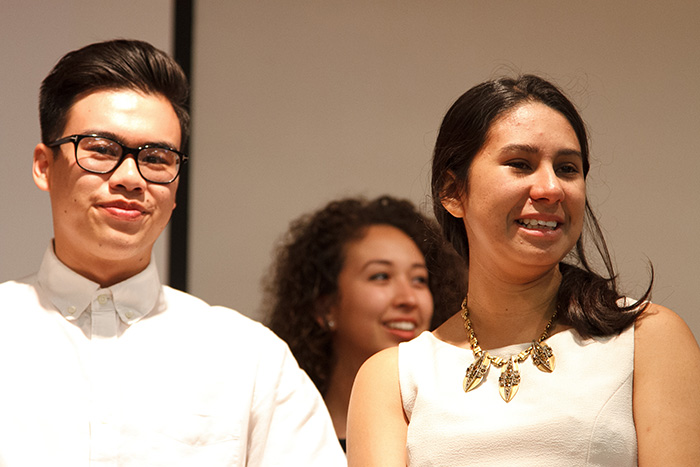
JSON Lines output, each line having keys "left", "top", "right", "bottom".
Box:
{"left": 369, "top": 272, "right": 389, "bottom": 281}
{"left": 413, "top": 275, "right": 429, "bottom": 285}
{"left": 557, "top": 164, "right": 580, "bottom": 175}
{"left": 506, "top": 160, "right": 531, "bottom": 170}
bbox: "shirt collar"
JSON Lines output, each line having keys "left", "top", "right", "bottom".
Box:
{"left": 37, "top": 244, "right": 162, "bottom": 325}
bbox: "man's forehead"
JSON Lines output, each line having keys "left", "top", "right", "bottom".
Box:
{"left": 64, "top": 89, "right": 181, "bottom": 148}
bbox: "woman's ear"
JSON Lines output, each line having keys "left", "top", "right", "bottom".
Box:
{"left": 315, "top": 313, "right": 337, "bottom": 331}
{"left": 440, "top": 171, "right": 466, "bottom": 219}
{"left": 314, "top": 295, "right": 337, "bottom": 331}
{"left": 441, "top": 196, "right": 465, "bottom": 219}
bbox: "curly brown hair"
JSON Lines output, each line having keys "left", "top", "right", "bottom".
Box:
{"left": 264, "top": 195, "right": 467, "bottom": 395}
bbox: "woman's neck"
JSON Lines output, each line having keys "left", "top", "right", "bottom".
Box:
{"left": 464, "top": 263, "right": 562, "bottom": 349}
{"left": 324, "top": 356, "right": 364, "bottom": 439}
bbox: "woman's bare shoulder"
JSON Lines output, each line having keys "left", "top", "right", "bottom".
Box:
{"left": 635, "top": 302, "right": 697, "bottom": 345}
{"left": 633, "top": 303, "right": 700, "bottom": 464}
{"left": 359, "top": 346, "right": 399, "bottom": 375}
{"left": 348, "top": 346, "right": 407, "bottom": 466}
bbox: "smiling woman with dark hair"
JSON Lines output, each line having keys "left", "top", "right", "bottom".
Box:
{"left": 347, "top": 75, "right": 700, "bottom": 466}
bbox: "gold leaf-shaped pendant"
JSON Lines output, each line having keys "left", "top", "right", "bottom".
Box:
{"left": 498, "top": 358, "right": 520, "bottom": 402}
{"left": 531, "top": 341, "right": 556, "bottom": 373}
{"left": 463, "top": 353, "right": 491, "bottom": 392}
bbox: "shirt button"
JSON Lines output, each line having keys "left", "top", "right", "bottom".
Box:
{"left": 97, "top": 295, "right": 109, "bottom": 305}
{"left": 67, "top": 306, "right": 76, "bottom": 315}
{"left": 125, "top": 311, "right": 134, "bottom": 319}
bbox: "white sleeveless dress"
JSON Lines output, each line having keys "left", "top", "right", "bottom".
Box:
{"left": 399, "top": 325, "right": 636, "bottom": 466}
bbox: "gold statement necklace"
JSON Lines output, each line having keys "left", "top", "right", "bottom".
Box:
{"left": 461, "top": 298, "right": 557, "bottom": 402}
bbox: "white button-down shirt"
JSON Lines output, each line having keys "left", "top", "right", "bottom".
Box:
{"left": 0, "top": 246, "right": 346, "bottom": 466}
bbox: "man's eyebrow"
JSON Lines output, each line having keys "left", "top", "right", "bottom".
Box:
{"left": 81, "top": 129, "right": 178, "bottom": 150}
{"left": 81, "top": 129, "right": 121, "bottom": 141}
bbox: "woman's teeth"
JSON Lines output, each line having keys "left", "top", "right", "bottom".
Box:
{"left": 386, "top": 321, "right": 416, "bottom": 331}
{"left": 518, "top": 219, "right": 558, "bottom": 230}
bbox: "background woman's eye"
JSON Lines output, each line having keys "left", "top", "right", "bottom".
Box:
{"left": 414, "top": 276, "right": 428, "bottom": 285}
{"left": 369, "top": 272, "right": 389, "bottom": 281}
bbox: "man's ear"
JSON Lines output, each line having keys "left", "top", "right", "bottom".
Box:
{"left": 440, "top": 171, "right": 466, "bottom": 219}
{"left": 33, "top": 143, "right": 52, "bottom": 192}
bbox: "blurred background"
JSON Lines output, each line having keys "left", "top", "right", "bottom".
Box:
{"left": 2, "top": 1, "right": 698, "bottom": 338}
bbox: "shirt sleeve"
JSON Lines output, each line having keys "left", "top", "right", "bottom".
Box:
{"left": 245, "top": 328, "right": 347, "bottom": 466}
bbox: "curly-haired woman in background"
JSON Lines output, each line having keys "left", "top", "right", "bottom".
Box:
{"left": 264, "top": 195, "right": 466, "bottom": 450}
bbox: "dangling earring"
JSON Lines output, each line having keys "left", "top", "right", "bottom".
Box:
{"left": 327, "top": 319, "right": 336, "bottom": 330}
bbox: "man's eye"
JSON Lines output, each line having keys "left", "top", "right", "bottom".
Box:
{"left": 142, "top": 155, "right": 168, "bottom": 164}
{"left": 86, "top": 145, "right": 119, "bottom": 157}
{"left": 141, "top": 149, "right": 176, "bottom": 166}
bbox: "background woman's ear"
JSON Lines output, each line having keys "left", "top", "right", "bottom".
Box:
{"left": 440, "top": 171, "right": 466, "bottom": 218}
{"left": 314, "top": 295, "right": 337, "bottom": 330}
{"left": 315, "top": 313, "right": 337, "bottom": 331}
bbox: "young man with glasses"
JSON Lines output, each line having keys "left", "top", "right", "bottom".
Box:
{"left": 0, "top": 39, "right": 345, "bottom": 465}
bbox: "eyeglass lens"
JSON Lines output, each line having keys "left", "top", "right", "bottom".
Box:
{"left": 76, "top": 136, "right": 181, "bottom": 183}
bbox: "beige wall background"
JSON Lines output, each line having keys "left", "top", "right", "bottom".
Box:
{"left": 189, "top": 1, "right": 700, "bottom": 336}
{"left": 0, "top": 0, "right": 173, "bottom": 281}
{"left": 2, "top": 1, "right": 698, "bottom": 340}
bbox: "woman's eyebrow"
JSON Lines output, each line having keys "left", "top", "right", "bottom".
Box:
{"left": 500, "top": 143, "right": 582, "bottom": 159}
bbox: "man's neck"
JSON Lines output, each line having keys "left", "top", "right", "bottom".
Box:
{"left": 53, "top": 240, "right": 151, "bottom": 287}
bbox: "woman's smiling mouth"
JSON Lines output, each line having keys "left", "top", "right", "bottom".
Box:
{"left": 517, "top": 219, "right": 559, "bottom": 230}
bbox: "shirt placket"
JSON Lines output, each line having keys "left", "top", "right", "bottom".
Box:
{"left": 89, "top": 289, "right": 121, "bottom": 465}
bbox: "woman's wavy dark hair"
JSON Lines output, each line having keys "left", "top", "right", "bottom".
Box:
{"left": 432, "top": 75, "right": 651, "bottom": 338}
{"left": 264, "top": 195, "right": 467, "bottom": 395}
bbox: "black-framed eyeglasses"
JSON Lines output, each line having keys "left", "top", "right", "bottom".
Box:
{"left": 47, "top": 134, "right": 188, "bottom": 184}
